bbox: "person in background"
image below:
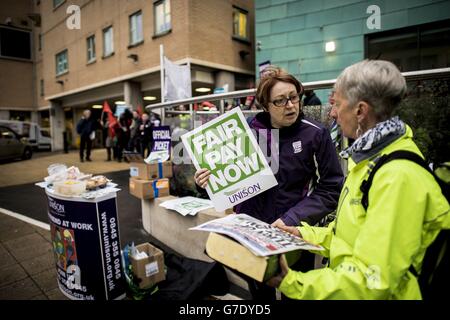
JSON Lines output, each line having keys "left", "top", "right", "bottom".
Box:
{"left": 194, "top": 66, "right": 344, "bottom": 300}
{"left": 150, "top": 111, "right": 161, "bottom": 127}
{"left": 139, "top": 112, "right": 153, "bottom": 158}
{"left": 100, "top": 115, "right": 117, "bottom": 161}
{"left": 267, "top": 60, "right": 450, "bottom": 299}
{"left": 328, "top": 90, "right": 342, "bottom": 151}
{"left": 303, "top": 89, "right": 322, "bottom": 106}
{"left": 76, "top": 109, "right": 95, "bottom": 162}
{"left": 115, "top": 110, "right": 132, "bottom": 162}
{"left": 128, "top": 110, "right": 142, "bottom": 154}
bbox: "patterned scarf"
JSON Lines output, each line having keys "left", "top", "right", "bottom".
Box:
{"left": 340, "top": 116, "right": 406, "bottom": 160}
{"left": 330, "top": 119, "right": 341, "bottom": 149}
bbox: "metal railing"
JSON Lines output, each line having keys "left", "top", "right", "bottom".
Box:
{"left": 146, "top": 67, "right": 450, "bottom": 124}
{"left": 146, "top": 67, "right": 450, "bottom": 174}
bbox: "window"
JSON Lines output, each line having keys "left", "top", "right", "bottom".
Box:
{"left": 0, "top": 26, "right": 31, "bottom": 60}
{"left": 129, "top": 11, "right": 143, "bottom": 45}
{"left": 40, "top": 79, "right": 44, "bottom": 97}
{"left": 40, "top": 110, "right": 50, "bottom": 128}
{"left": 55, "top": 49, "right": 68, "bottom": 75}
{"left": 366, "top": 19, "right": 450, "bottom": 72}
{"left": 38, "top": 33, "right": 42, "bottom": 51}
{"left": 53, "top": 0, "right": 64, "bottom": 9}
{"left": 0, "top": 127, "right": 16, "bottom": 140}
{"left": 10, "top": 111, "right": 31, "bottom": 122}
{"left": 154, "top": 0, "right": 171, "bottom": 35}
{"left": 233, "top": 7, "right": 248, "bottom": 40}
{"left": 86, "top": 35, "right": 96, "bottom": 63}
{"left": 103, "top": 26, "right": 114, "bottom": 57}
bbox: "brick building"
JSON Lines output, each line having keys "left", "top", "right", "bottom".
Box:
{"left": 0, "top": 0, "right": 255, "bottom": 149}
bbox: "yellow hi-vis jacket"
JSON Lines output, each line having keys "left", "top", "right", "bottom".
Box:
{"left": 279, "top": 126, "right": 450, "bottom": 299}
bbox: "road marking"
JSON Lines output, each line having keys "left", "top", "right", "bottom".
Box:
{"left": 211, "top": 293, "right": 243, "bottom": 300}
{"left": 0, "top": 207, "right": 50, "bottom": 230}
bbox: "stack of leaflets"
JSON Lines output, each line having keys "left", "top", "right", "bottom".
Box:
{"left": 159, "top": 196, "right": 214, "bottom": 216}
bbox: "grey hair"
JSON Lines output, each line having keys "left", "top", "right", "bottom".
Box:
{"left": 334, "top": 60, "right": 407, "bottom": 120}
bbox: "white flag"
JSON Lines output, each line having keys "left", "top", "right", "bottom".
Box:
{"left": 164, "top": 57, "right": 192, "bottom": 101}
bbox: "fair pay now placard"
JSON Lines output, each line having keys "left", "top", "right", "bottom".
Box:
{"left": 181, "top": 108, "right": 277, "bottom": 211}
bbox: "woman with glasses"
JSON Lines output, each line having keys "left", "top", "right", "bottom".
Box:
{"left": 195, "top": 66, "right": 344, "bottom": 299}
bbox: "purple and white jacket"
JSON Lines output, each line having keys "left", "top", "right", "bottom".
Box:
{"left": 235, "top": 111, "right": 344, "bottom": 226}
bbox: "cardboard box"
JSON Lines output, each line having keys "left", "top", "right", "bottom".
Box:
{"left": 130, "top": 161, "right": 173, "bottom": 180}
{"left": 130, "top": 243, "right": 165, "bottom": 289}
{"left": 129, "top": 178, "right": 170, "bottom": 200}
{"left": 205, "top": 232, "right": 301, "bottom": 282}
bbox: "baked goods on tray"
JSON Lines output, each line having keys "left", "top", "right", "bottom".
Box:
{"left": 86, "top": 175, "right": 109, "bottom": 190}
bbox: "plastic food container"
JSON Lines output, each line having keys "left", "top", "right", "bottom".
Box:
{"left": 45, "top": 164, "right": 68, "bottom": 184}
{"left": 53, "top": 180, "right": 87, "bottom": 196}
{"left": 47, "top": 163, "right": 67, "bottom": 176}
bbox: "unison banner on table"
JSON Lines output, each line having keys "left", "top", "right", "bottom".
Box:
{"left": 46, "top": 192, "right": 125, "bottom": 300}
{"left": 181, "top": 108, "right": 277, "bottom": 211}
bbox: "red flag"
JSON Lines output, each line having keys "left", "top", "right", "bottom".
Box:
{"left": 102, "top": 101, "right": 117, "bottom": 131}
{"left": 136, "top": 104, "right": 143, "bottom": 117}
{"left": 103, "top": 101, "right": 113, "bottom": 114}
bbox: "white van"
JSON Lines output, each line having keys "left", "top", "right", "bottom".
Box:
{"left": 0, "top": 120, "right": 52, "bottom": 150}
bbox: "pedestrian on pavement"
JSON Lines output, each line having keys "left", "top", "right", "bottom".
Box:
{"left": 76, "top": 109, "right": 95, "bottom": 162}
{"left": 128, "top": 110, "right": 142, "bottom": 154}
{"left": 138, "top": 112, "right": 153, "bottom": 158}
{"left": 101, "top": 115, "right": 117, "bottom": 161}
{"left": 194, "top": 65, "right": 344, "bottom": 300}
{"left": 115, "top": 111, "right": 132, "bottom": 162}
{"left": 267, "top": 59, "right": 450, "bottom": 299}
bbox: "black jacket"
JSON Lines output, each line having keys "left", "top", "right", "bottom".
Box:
{"left": 76, "top": 118, "right": 95, "bottom": 138}
{"left": 303, "top": 93, "right": 322, "bottom": 106}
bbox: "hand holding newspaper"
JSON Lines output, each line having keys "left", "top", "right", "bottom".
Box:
{"left": 190, "top": 214, "right": 323, "bottom": 257}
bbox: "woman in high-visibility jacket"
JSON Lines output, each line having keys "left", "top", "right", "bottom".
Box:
{"left": 268, "top": 60, "right": 450, "bottom": 299}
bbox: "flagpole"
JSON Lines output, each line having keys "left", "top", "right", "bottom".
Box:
{"left": 159, "top": 44, "right": 165, "bottom": 125}
{"left": 187, "top": 59, "right": 194, "bottom": 129}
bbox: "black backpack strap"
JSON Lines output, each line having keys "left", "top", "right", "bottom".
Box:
{"left": 360, "top": 151, "right": 431, "bottom": 211}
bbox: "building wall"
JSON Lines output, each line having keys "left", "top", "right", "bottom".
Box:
{"left": 0, "top": 0, "right": 35, "bottom": 111}
{"left": 40, "top": 0, "right": 189, "bottom": 101}
{"left": 255, "top": 0, "right": 450, "bottom": 82}
{"left": 189, "top": 0, "right": 255, "bottom": 73}
{"left": 0, "top": 59, "right": 34, "bottom": 110}
{"left": 40, "top": 0, "right": 255, "bottom": 103}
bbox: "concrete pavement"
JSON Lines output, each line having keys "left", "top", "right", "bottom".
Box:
{"left": 0, "top": 212, "right": 68, "bottom": 300}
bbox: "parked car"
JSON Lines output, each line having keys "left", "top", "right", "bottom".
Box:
{"left": 0, "top": 120, "right": 51, "bottom": 151}
{"left": 0, "top": 125, "right": 33, "bottom": 161}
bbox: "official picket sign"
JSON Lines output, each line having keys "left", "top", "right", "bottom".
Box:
{"left": 145, "top": 125, "right": 171, "bottom": 163}
{"left": 46, "top": 190, "right": 126, "bottom": 300}
{"left": 181, "top": 108, "right": 278, "bottom": 211}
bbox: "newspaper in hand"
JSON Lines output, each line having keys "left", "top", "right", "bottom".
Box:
{"left": 190, "top": 214, "right": 323, "bottom": 257}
